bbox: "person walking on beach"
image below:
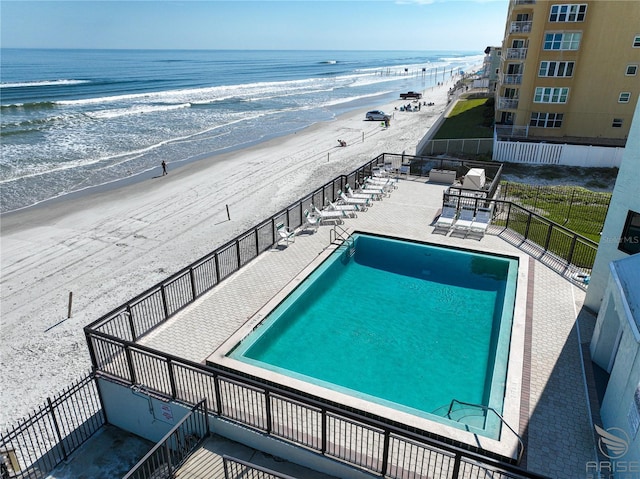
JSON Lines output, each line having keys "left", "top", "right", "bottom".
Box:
{"left": 161, "top": 160, "right": 168, "bottom": 176}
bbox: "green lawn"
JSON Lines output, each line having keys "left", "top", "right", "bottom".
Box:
{"left": 434, "top": 98, "right": 494, "bottom": 139}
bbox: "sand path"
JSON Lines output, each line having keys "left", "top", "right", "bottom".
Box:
{"left": 0, "top": 79, "right": 456, "bottom": 428}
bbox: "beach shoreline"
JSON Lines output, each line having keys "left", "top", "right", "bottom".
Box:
{"left": 0, "top": 78, "right": 456, "bottom": 429}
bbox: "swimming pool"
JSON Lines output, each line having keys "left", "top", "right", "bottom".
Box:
{"left": 218, "top": 233, "right": 520, "bottom": 441}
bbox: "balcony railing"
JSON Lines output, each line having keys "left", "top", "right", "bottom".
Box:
{"left": 495, "top": 125, "right": 529, "bottom": 138}
{"left": 501, "top": 73, "right": 523, "bottom": 85}
{"left": 498, "top": 97, "right": 519, "bottom": 110}
{"left": 514, "top": 0, "right": 536, "bottom": 4}
{"left": 509, "top": 21, "right": 532, "bottom": 33}
{"left": 505, "top": 48, "right": 528, "bottom": 60}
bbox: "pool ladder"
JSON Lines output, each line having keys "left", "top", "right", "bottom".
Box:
{"left": 440, "top": 399, "right": 525, "bottom": 464}
{"left": 330, "top": 225, "right": 355, "bottom": 257}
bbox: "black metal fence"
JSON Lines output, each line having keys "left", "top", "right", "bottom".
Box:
{"left": 499, "top": 182, "right": 611, "bottom": 240}
{"left": 83, "top": 335, "right": 547, "bottom": 479}
{"left": 443, "top": 192, "right": 598, "bottom": 274}
{"left": 122, "top": 400, "right": 209, "bottom": 479}
{"left": 0, "top": 374, "right": 104, "bottom": 479}
{"left": 223, "top": 455, "right": 300, "bottom": 479}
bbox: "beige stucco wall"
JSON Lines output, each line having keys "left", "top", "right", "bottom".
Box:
{"left": 500, "top": 0, "right": 640, "bottom": 142}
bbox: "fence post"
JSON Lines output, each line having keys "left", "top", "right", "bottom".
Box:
{"left": 167, "top": 358, "right": 177, "bottom": 399}
{"left": 189, "top": 268, "right": 197, "bottom": 302}
{"left": 236, "top": 240, "right": 241, "bottom": 268}
{"left": 381, "top": 431, "right": 391, "bottom": 476}
{"left": 321, "top": 408, "right": 327, "bottom": 454}
{"left": 524, "top": 211, "right": 532, "bottom": 240}
{"left": 125, "top": 345, "right": 137, "bottom": 385}
{"left": 160, "top": 284, "right": 169, "bottom": 319}
{"left": 451, "top": 453, "right": 462, "bottom": 478}
{"left": 126, "top": 305, "right": 137, "bottom": 342}
{"left": 543, "top": 224, "right": 554, "bottom": 251}
{"left": 265, "top": 390, "right": 272, "bottom": 435}
{"left": 47, "top": 397, "right": 69, "bottom": 461}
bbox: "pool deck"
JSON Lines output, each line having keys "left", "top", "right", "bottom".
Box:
{"left": 139, "top": 176, "right": 599, "bottom": 478}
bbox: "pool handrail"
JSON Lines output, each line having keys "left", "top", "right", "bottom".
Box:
{"left": 447, "top": 399, "right": 524, "bottom": 464}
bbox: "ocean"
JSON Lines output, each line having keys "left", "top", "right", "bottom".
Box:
{"left": 0, "top": 49, "right": 482, "bottom": 213}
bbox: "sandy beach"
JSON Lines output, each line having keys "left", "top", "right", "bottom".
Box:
{"left": 0, "top": 78, "right": 456, "bottom": 429}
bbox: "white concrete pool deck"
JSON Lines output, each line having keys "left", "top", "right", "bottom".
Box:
{"left": 139, "top": 176, "right": 599, "bottom": 478}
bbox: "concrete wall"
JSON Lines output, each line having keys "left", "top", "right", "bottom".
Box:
{"left": 493, "top": 140, "right": 624, "bottom": 167}
{"left": 99, "top": 379, "right": 191, "bottom": 443}
{"left": 584, "top": 100, "right": 640, "bottom": 313}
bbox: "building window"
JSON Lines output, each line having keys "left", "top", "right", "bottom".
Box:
{"left": 534, "top": 87, "right": 569, "bottom": 103}
{"left": 539, "top": 61, "right": 575, "bottom": 77}
{"left": 634, "top": 35, "right": 640, "bottom": 47}
{"left": 619, "top": 92, "right": 631, "bottom": 103}
{"left": 619, "top": 210, "right": 640, "bottom": 254}
{"left": 544, "top": 32, "right": 582, "bottom": 50}
{"left": 612, "top": 118, "right": 624, "bottom": 128}
{"left": 549, "top": 4, "right": 587, "bottom": 22}
{"left": 626, "top": 65, "right": 638, "bottom": 76}
{"left": 530, "top": 112, "right": 564, "bottom": 127}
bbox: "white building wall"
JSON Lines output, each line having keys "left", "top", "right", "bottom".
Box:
{"left": 584, "top": 100, "right": 640, "bottom": 313}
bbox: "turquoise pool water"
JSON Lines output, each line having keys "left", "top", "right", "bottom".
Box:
{"left": 229, "top": 233, "right": 518, "bottom": 438}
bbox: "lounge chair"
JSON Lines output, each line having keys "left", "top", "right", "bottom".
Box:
{"left": 328, "top": 200, "right": 360, "bottom": 216}
{"left": 451, "top": 206, "right": 475, "bottom": 237}
{"left": 468, "top": 207, "right": 492, "bottom": 239}
{"left": 276, "top": 222, "right": 295, "bottom": 245}
{"left": 338, "top": 191, "right": 371, "bottom": 207}
{"left": 433, "top": 205, "right": 457, "bottom": 233}
{"left": 312, "top": 204, "right": 347, "bottom": 223}
{"left": 303, "top": 209, "right": 320, "bottom": 231}
{"left": 355, "top": 182, "right": 387, "bottom": 198}
{"left": 345, "top": 184, "right": 379, "bottom": 201}
{"left": 365, "top": 176, "right": 397, "bottom": 190}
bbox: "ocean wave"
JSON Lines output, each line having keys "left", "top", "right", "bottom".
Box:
{"left": 0, "top": 79, "right": 91, "bottom": 88}
{"left": 84, "top": 103, "right": 191, "bottom": 119}
{"left": 1, "top": 101, "right": 57, "bottom": 109}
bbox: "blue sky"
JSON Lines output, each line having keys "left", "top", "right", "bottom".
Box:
{"left": 1, "top": 1, "right": 508, "bottom": 51}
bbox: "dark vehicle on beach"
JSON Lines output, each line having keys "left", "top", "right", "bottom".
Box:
{"left": 365, "top": 110, "right": 391, "bottom": 121}
{"left": 399, "top": 91, "right": 422, "bottom": 100}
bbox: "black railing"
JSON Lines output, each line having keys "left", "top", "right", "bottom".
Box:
{"left": 0, "top": 374, "right": 104, "bottom": 479}
{"left": 223, "top": 455, "right": 300, "bottom": 479}
{"left": 122, "top": 399, "right": 209, "bottom": 479}
{"left": 442, "top": 193, "right": 598, "bottom": 274}
{"left": 83, "top": 334, "right": 548, "bottom": 479}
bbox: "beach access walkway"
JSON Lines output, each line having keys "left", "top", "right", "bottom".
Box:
{"left": 131, "top": 175, "right": 599, "bottom": 478}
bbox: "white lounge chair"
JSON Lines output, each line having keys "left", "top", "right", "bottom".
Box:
{"left": 468, "top": 207, "right": 492, "bottom": 238}
{"left": 345, "top": 184, "right": 379, "bottom": 201}
{"left": 276, "top": 222, "right": 295, "bottom": 245}
{"left": 433, "top": 205, "right": 457, "bottom": 233}
{"left": 451, "top": 207, "right": 475, "bottom": 237}
{"left": 312, "top": 205, "right": 347, "bottom": 223}
{"left": 328, "top": 200, "right": 360, "bottom": 216}
{"left": 355, "top": 182, "right": 386, "bottom": 198}
{"left": 365, "top": 176, "right": 397, "bottom": 190}
{"left": 338, "top": 191, "right": 370, "bottom": 207}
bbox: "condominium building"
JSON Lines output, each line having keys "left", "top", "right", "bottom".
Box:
{"left": 495, "top": 0, "right": 640, "bottom": 146}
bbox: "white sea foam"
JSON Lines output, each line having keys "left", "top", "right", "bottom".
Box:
{"left": 0, "top": 79, "right": 91, "bottom": 88}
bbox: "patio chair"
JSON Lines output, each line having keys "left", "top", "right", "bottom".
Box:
{"left": 365, "top": 176, "right": 397, "bottom": 190}
{"left": 345, "top": 184, "right": 379, "bottom": 201}
{"left": 303, "top": 209, "right": 320, "bottom": 232}
{"left": 328, "top": 200, "right": 360, "bottom": 216}
{"left": 338, "top": 191, "right": 371, "bottom": 207}
{"left": 355, "top": 182, "right": 387, "bottom": 198}
{"left": 468, "top": 207, "right": 492, "bottom": 239}
{"left": 433, "top": 205, "right": 457, "bottom": 234}
{"left": 451, "top": 206, "right": 475, "bottom": 237}
{"left": 312, "top": 204, "right": 347, "bottom": 224}
{"left": 275, "top": 222, "right": 296, "bottom": 245}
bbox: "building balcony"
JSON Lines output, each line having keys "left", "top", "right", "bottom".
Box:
{"left": 514, "top": 0, "right": 536, "bottom": 4}
{"left": 498, "top": 97, "right": 520, "bottom": 110}
{"left": 505, "top": 48, "right": 528, "bottom": 60}
{"left": 495, "top": 124, "right": 529, "bottom": 139}
{"left": 501, "top": 73, "right": 523, "bottom": 85}
{"left": 509, "top": 21, "right": 532, "bottom": 34}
